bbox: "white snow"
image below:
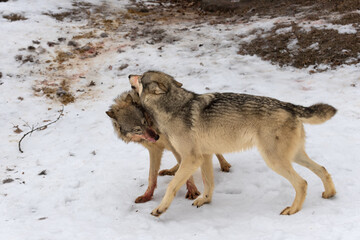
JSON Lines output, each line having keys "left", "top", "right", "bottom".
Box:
{"left": 299, "top": 20, "right": 358, "bottom": 34}
{"left": 1, "top": 1, "right": 360, "bottom": 240}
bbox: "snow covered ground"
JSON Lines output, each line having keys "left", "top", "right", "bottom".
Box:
{"left": 1, "top": 1, "right": 360, "bottom": 239}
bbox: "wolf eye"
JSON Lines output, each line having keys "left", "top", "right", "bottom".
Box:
{"left": 132, "top": 126, "right": 142, "bottom": 134}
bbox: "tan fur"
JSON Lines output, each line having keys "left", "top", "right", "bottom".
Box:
{"left": 106, "top": 91, "right": 231, "bottom": 203}
{"left": 129, "top": 71, "right": 337, "bottom": 216}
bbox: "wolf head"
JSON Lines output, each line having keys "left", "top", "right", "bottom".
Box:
{"left": 129, "top": 71, "right": 183, "bottom": 97}
{"left": 106, "top": 91, "right": 159, "bottom": 143}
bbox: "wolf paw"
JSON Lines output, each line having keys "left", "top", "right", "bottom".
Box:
{"left": 185, "top": 189, "right": 200, "bottom": 200}
{"left": 221, "top": 163, "right": 231, "bottom": 172}
{"left": 135, "top": 195, "right": 152, "bottom": 203}
{"left": 158, "top": 169, "right": 176, "bottom": 176}
{"left": 280, "top": 206, "right": 300, "bottom": 215}
{"left": 192, "top": 196, "right": 211, "bottom": 208}
{"left": 151, "top": 206, "right": 168, "bottom": 217}
{"left": 322, "top": 190, "right": 336, "bottom": 199}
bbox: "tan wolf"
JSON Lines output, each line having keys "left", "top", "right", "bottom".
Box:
{"left": 106, "top": 90, "right": 231, "bottom": 203}
{"left": 129, "top": 71, "right": 337, "bottom": 217}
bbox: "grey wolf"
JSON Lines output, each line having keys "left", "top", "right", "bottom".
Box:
{"left": 106, "top": 90, "right": 231, "bottom": 203}
{"left": 129, "top": 71, "right": 337, "bottom": 216}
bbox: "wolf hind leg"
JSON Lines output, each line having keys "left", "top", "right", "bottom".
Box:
{"left": 258, "top": 139, "right": 307, "bottom": 215}
{"left": 294, "top": 149, "right": 336, "bottom": 199}
{"left": 215, "top": 154, "right": 231, "bottom": 172}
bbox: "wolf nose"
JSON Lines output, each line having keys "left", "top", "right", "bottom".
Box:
{"left": 154, "top": 134, "right": 160, "bottom": 141}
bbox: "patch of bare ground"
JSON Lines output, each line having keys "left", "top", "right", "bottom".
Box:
{"left": 163, "top": 0, "right": 360, "bottom": 16}
{"left": 331, "top": 12, "right": 360, "bottom": 25}
{"left": 3, "top": 13, "right": 27, "bottom": 21}
{"left": 33, "top": 80, "right": 75, "bottom": 105}
{"left": 238, "top": 22, "right": 360, "bottom": 71}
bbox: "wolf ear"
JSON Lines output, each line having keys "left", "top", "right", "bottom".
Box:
{"left": 125, "top": 94, "right": 133, "bottom": 103}
{"left": 157, "top": 82, "right": 167, "bottom": 94}
{"left": 106, "top": 110, "right": 116, "bottom": 119}
{"left": 173, "top": 79, "right": 183, "bottom": 88}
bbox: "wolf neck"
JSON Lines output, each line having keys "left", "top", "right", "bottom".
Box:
{"left": 148, "top": 87, "right": 195, "bottom": 133}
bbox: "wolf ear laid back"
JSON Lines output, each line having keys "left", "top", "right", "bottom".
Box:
{"left": 156, "top": 82, "right": 167, "bottom": 94}
{"left": 125, "top": 94, "right": 133, "bottom": 103}
{"left": 106, "top": 110, "right": 116, "bottom": 119}
{"left": 153, "top": 79, "right": 182, "bottom": 95}
{"left": 172, "top": 79, "right": 183, "bottom": 88}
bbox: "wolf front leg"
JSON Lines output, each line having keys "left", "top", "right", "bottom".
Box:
{"left": 151, "top": 154, "right": 203, "bottom": 217}
{"left": 192, "top": 154, "right": 214, "bottom": 207}
{"left": 135, "top": 146, "right": 164, "bottom": 203}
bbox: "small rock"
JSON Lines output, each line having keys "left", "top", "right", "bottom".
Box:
{"left": 117, "top": 49, "right": 125, "bottom": 54}
{"left": 68, "top": 41, "right": 78, "bottom": 47}
{"left": 15, "top": 55, "right": 23, "bottom": 61}
{"left": 56, "top": 87, "right": 67, "bottom": 97}
{"left": 100, "top": 32, "right": 108, "bottom": 38}
{"left": 36, "top": 47, "right": 46, "bottom": 54}
{"left": 88, "top": 81, "right": 96, "bottom": 87}
{"left": 38, "top": 170, "right": 47, "bottom": 176}
{"left": 47, "top": 41, "right": 59, "bottom": 47}
{"left": 2, "top": 178, "right": 14, "bottom": 184}
{"left": 146, "top": 39, "right": 155, "bottom": 45}
{"left": 91, "top": 150, "right": 96, "bottom": 155}
{"left": 23, "top": 55, "right": 34, "bottom": 63}
{"left": 118, "top": 64, "right": 129, "bottom": 71}
{"left": 78, "top": 45, "right": 91, "bottom": 52}
{"left": 0, "top": 72, "right": 2, "bottom": 79}
{"left": 58, "top": 37, "right": 66, "bottom": 42}
{"left": 13, "top": 125, "right": 23, "bottom": 134}
{"left": 27, "top": 46, "right": 36, "bottom": 51}
{"left": 32, "top": 40, "right": 40, "bottom": 44}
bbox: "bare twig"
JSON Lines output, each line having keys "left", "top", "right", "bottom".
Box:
{"left": 18, "top": 106, "right": 65, "bottom": 153}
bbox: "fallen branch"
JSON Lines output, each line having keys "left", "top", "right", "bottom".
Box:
{"left": 18, "top": 106, "right": 64, "bottom": 153}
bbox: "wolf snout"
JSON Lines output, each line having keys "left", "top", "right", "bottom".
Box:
{"left": 145, "top": 128, "right": 160, "bottom": 142}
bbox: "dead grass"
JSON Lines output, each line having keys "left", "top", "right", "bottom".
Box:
{"left": 72, "top": 31, "right": 97, "bottom": 40}
{"left": 3, "top": 13, "right": 27, "bottom": 21}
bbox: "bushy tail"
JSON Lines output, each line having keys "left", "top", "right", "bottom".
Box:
{"left": 297, "top": 103, "right": 337, "bottom": 124}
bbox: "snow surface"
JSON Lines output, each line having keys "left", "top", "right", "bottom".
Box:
{"left": 1, "top": 1, "right": 360, "bottom": 240}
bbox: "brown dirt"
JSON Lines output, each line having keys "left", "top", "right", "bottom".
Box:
{"left": 3, "top": 13, "right": 27, "bottom": 21}
{"left": 238, "top": 22, "right": 360, "bottom": 70}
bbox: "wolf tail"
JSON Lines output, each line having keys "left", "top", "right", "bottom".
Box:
{"left": 295, "top": 103, "right": 337, "bottom": 124}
